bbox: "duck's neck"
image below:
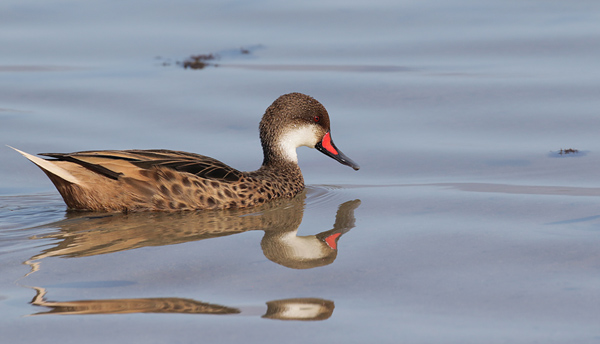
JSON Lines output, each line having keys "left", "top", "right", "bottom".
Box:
{"left": 260, "top": 125, "right": 317, "bottom": 166}
{"left": 257, "top": 157, "right": 303, "bottom": 180}
{"left": 247, "top": 158, "right": 305, "bottom": 197}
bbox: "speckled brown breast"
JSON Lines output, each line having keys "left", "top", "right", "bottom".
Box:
{"left": 138, "top": 163, "right": 304, "bottom": 211}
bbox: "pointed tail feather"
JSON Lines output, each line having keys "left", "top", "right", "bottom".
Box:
{"left": 8, "top": 146, "right": 81, "bottom": 185}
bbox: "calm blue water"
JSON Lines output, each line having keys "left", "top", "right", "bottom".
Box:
{"left": 2, "top": 1, "right": 600, "bottom": 343}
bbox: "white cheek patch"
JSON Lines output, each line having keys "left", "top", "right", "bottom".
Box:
{"left": 277, "top": 125, "right": 319, "bottom": 163}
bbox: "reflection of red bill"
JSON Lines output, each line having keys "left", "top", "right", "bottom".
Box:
{"left": 325, "top": 232, "right": 342, "bottom": 249}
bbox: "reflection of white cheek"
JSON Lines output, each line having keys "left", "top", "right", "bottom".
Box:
{"left": 278, "top": 303, "right": 324, "bottom": 319}
{"left": 277, "top": 126, "right": 318, "bottom": 163}
{"left": 279, "top": 231, "right": 328, "bottom": 260}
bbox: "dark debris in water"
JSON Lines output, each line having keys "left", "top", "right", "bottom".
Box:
{"left": 156, "top": 46, "right": 260, "bottom": 70}
{"left": 181, "top": 53, "right": 219, "bottom": 69}
{"left": 559, "top": 148, "right": 579, "bottom": 155}
{"left": 156, "top": 54, "right": 218, "bottom": 69}
{"left": 548, "top": 148, "right": 587, "bottom": 158}
{"left": 155, "top": 45, "right": 416, "bottom": 73}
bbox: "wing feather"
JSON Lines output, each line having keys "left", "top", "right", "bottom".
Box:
{"left": 41, "top": 149, "right": 243, "bottom": 182}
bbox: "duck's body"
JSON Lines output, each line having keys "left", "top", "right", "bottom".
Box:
{"left": 16, "top": 149, "right": 304, "bottom": 212}
{"left": 12, "top": 93, "right": 359, "bottom": 212}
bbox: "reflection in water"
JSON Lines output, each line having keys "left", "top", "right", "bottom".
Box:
{"left": 25, "top": 191, "right": 359, "bottom": 320}
{"left": 30, "top": 286, "right": 334, "bottom": 320}
{"left": 261, "top": 198, "right": 359, "bottom": 269}
{"left": 30, "top": 286, "right": 240, "bottom": 315}
{"left": 262, "top": 298, "right": 334, "bottom": 321}
{"left": 27, "top": 192, "right": 360, "bottom": 269}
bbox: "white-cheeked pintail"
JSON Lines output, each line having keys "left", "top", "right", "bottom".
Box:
{"left": 11, "top": 93, "right": 359, "bottom": 212}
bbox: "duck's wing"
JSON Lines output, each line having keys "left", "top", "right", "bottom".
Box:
{"left": 40, "top": 149, "right": 244, "bottom": 182}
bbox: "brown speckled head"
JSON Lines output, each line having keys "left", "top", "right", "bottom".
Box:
{"left": 260, "top": 93, "right": 359, "bottom": 170}
{"left": 259, "top": 93, "right": 331, "bottom": 166}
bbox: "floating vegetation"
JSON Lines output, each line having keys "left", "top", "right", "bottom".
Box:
{"left": 155, "top": 47, "right": 259, "bottom": 70}
{"left": 558, "top": 148, "right": 579, "bottom": 155}
{"left": 181, "top": 53, "right": 219, "bottom": 69}
{"left": 549, "top": 148, "right": 586, "bottom": 158}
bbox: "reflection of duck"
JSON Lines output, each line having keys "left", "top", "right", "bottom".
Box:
{"left": 28, "top": 192, "right": 360, "bottom": 270}
{"left": 29, "top": 286, "right": 334, "bottom": 321}
{"left": 24, "top": 191, "right": 356, "bottom": 320}
{"left": 263, "top": 298, "right": 335, "bottom": 321}
{"left": 12, "top": 93, "right": 359, "bottom": 212}
{"left": 29, "top": 286, "right": 240, "bottom": 316}
{"left": 261, "top": 199, "right": 360, "bottom": 269}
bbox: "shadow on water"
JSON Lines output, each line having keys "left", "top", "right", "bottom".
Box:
{"left": 22, "top": 191, "right": 360, "bottom": 320}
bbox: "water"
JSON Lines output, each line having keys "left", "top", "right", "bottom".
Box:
{"left": 2, "top": 1, "right": 600, "bottom": 343}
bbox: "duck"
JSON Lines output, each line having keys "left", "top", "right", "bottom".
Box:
{"left": 11, "top": 93, "right": 359, "bottom": 212}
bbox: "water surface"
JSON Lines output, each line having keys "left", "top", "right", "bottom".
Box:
{"left": 2, "top": 1, "right": 600, "bottom": 343}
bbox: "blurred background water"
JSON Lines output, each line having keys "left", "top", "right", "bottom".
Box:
{"left": 1, "top": 1, "right": 600, "bottom": 343}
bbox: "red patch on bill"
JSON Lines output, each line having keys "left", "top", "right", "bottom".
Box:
{"left": 322, "top": 132, "right": 338, "bottom": 155}
{"left": 325, "top": 233, "right": 342, "bottom": 249}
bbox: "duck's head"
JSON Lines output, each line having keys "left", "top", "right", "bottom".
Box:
{"left": 259, "top": 93, "right": 360, "bottom": 170}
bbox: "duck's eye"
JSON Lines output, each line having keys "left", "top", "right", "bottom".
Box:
{"left": 313, "top": 116, "right": 320, "bottom": 123}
